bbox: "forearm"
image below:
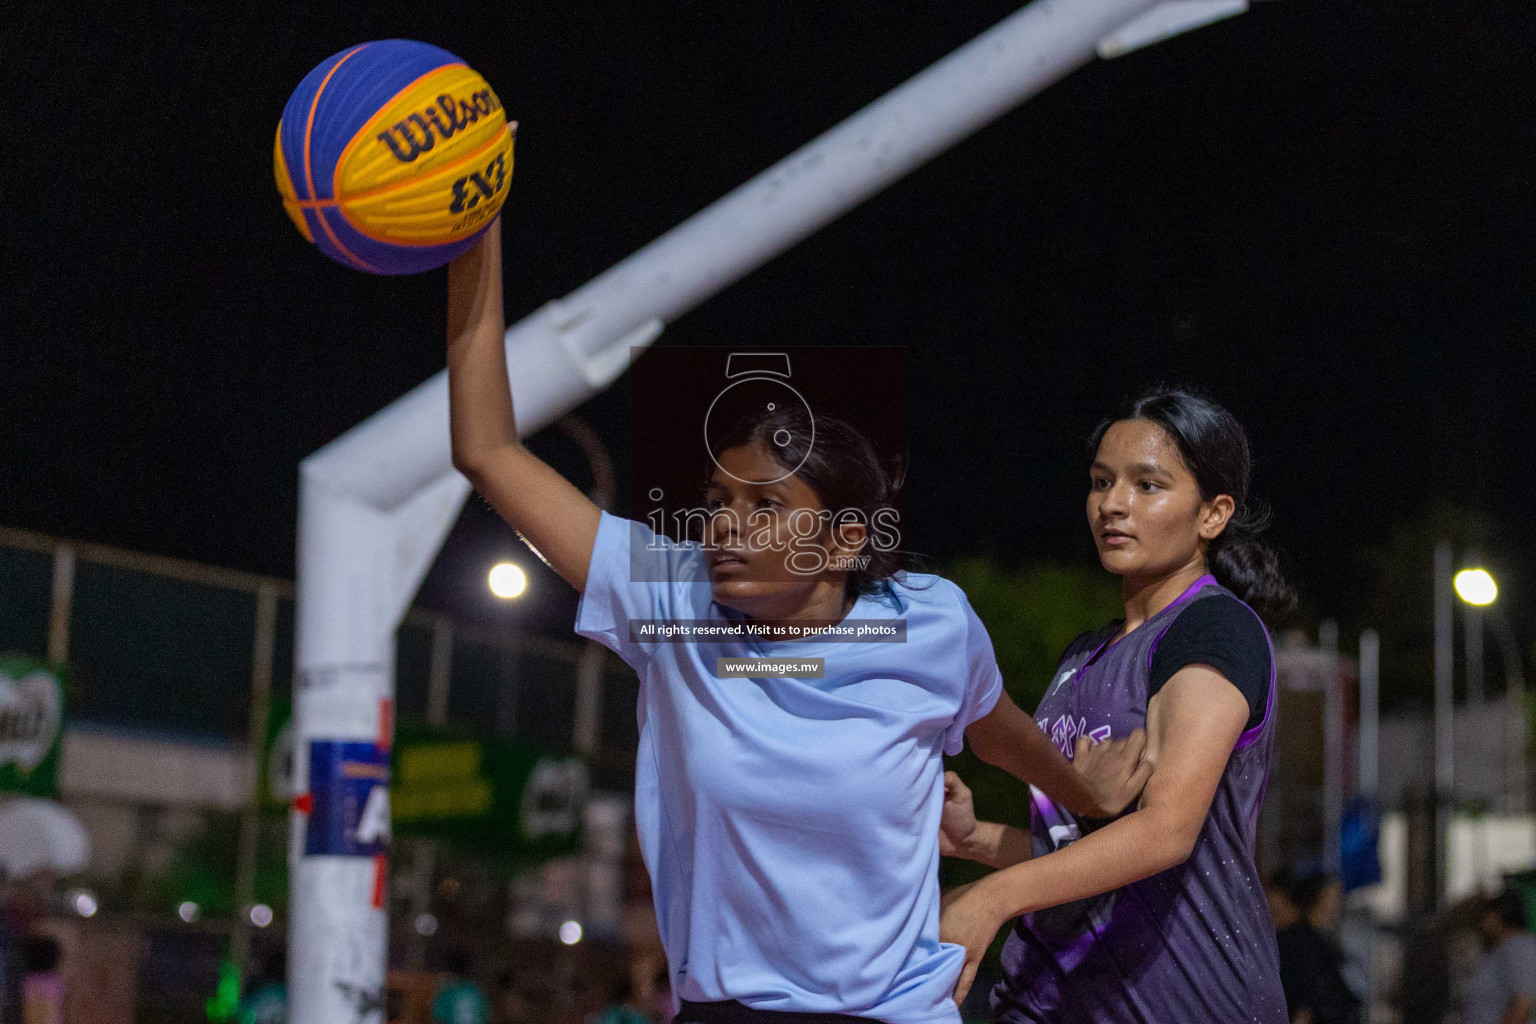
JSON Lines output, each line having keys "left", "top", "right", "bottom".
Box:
{"left": 952, "top": 821, "right": 1034, "bottom": 869}
{"left": 972, "top": 807, "right": 1189, "bottom": 918}
{"left": 972, "top": 713, "right": 1099, "bottom": 819}
{"left": 443, "top": 218, "right": 601, "bottom": 590}
{"left": 447, "top": 217, "right": 519, "bottom": 472}
{"left": 962, "top": 669, "right": 1245, "bottom": 923}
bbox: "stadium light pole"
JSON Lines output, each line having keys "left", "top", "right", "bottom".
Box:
{"left": 1432, "top": 550, "right": 1503, "bottom": 904}
{"left": 1459, "top": 555, "right": 1492, "bottom": 704}
{"left": 1452, "top": 564, "right": 1525, "bottom": 811}
{"left": 287, "top": 2, "right": 1253, "bottom": 1021}
{"left": 1452, "top": 561, "right": 1499, "bottom": 893}
{"left": 1433, "top": 541, "right": 1453, "bottom": 909}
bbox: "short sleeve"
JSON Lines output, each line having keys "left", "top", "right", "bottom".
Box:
{"left": 943, "top": 586, "right": 1005, "bottom": 756}
{"left": 1501, "top": 934, "right": 1536, "bottom": 997}
{"left": 1148, "top": 594, "right": 1272, "bottom": 731}
{"left": 573, "top": 511, "right": 708, "bottom": 670}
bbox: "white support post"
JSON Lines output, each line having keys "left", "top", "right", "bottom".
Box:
{"left": 1097, "top": 0, "right": 1247, "bottom": 58}
{"left": 1465, "top": 549, "right": 1486, "bottom": 705}
{"left": 287, "top": 0, "right": 1243, "bottom": 1018}
{"left": 1433, "top": 540, "right": 1455, "bottom": 907}
{"left": 47, "top": 544, "right": 75, "bottom": 666}
{"left": 1358, "top": 629, "right": 1379, "bottom": 800}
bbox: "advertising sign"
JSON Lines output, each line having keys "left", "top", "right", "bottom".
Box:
{"left": 263, "top": 703, "right": 585, "bottom": 860}
{"left": 304, "top": 740, "right": 392, "bottom": 857}
{"left": 392, "top": 721, "right": 586, "bottom": 859}
{"left": 0, "top": 657, "right": 64, "bottom": 797}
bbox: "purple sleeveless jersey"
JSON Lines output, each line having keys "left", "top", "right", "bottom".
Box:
{"left": 991, "top": 575, "right": 1287, "bottom": 1024}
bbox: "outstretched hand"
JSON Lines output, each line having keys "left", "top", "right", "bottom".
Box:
{"left": 1073, "top": 729, "right": 1153, "bottom": 819}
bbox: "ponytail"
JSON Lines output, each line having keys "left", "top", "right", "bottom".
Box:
{"left": 1208, "top": 513, "right": 1296, "bottom": 621}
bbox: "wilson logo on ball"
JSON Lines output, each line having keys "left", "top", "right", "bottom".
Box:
{"left": 376, "top": 89, "right": 504, "bottom": 163}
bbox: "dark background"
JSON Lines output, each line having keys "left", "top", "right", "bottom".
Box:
{"left": 5, "top": 2, "right": 1534, "bottom": 702}
{"left": 628, "top": 346, "right": 908, "bottom": 534}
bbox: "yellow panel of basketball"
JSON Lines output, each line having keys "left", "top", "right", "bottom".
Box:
{"left": 272, "top": 127, "right": 313, "bottom": 242}
{"left": 334, "top": 64, "right": 508, "bottom": 198}
{"left": 340, "top": 127, "right": 513, "bottom": 245}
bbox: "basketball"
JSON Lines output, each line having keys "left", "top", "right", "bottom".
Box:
{"left": 274, "top": 39, "right": 514, "bottom": 275}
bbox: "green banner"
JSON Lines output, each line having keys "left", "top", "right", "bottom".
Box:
{"left": 0, "top": 656, "right": 65, "bottom": 797}
{"left": 392, "top": 721, "right": 587, "bottom": 860}
{"left": 259, "top": 704, "right": 586, "bottom": 860}
{"left": 258, "top": 697, "right": 294, "bottom": 810}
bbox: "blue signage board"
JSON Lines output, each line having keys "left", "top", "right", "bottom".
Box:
{"left": 305, "top": 740, "right": 391, "bottom": 857}
{"left": 1340, "top": 794, "right": 1383, "bottom": 892}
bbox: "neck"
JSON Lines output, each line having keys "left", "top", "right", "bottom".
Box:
{"left": 1119, "top": 558, "right": 1209, "bottom": 634}
{"left": 749, "top": 580, "right": 856, "bottom": 639}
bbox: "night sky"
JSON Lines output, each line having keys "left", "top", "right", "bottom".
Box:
{"left": 5, "top": 2, "right": 1534, "bottom": 651}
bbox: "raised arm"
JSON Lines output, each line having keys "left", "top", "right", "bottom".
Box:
{"left": 964, "top": 690, "right": 1150, "bottom": 820}
{"left": 943, "top": 664, "right": 1248, "bottom": 1000}
{"left": 447, "top": 218, "right": 603, "bottom": 591}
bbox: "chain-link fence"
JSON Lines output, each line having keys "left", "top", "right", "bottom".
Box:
{"left": 0, "top": 524, "right": 643, "bottom": 1023}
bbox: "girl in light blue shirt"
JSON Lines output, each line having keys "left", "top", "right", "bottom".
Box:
{"left": 444, "top": 220, "right": 1148, "bottom": 1024}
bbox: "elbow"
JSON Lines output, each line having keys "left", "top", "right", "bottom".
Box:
{"left": 1125, "top": 807, "right": 1200, "bottom": 876}
{"left": 451, "top": 449, "right": 486, "bottom": 485}
{"left": 452, "top": 441, "right": 515, "bottom": 486}
{"left": 1150, "top": 826, "right": 1200, "bottom": 874}
{"left": 1162, "top": 835, "right": 1198, "bottom": 872}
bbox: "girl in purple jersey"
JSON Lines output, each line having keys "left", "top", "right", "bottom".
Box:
{"left": 939, "top": 388, "right": 1295, "bottom": 1024}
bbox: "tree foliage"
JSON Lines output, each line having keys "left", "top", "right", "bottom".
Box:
{"left": 941, "top": 557, "right": 1121, "bottom": 888}
{"left": 946, "top": 557, "right": 1123, "bottom": 712}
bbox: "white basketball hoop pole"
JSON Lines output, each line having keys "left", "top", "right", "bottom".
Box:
{"left": 287, "top": 2, "right": 1247, "bottom": 1019}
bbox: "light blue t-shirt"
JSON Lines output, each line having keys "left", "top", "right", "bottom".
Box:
{"left": 575, "top": 512, "right": 1003, "bottom": 1024}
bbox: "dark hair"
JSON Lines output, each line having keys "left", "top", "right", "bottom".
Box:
{"left": 713, "top": 403, "right": 911, "bottom": 600}
{"left": 1488, "top": 888, "right": 1529, "bottom": 931}
{"left": 1089, "top": 387, "right": 1297, "bottom": 621}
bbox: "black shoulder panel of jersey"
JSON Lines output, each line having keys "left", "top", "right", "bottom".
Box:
{"left": 1148, "top": 594, "right": 1271, "bottom": 731}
